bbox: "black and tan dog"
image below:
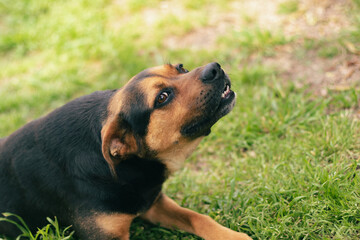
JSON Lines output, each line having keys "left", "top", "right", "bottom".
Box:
{"left": 0, "top": 62, "right": 251, "bottom": 240}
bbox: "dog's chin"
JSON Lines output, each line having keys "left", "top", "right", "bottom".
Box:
{"left": 181, "top": 90, "right": 236, "bottom": 138}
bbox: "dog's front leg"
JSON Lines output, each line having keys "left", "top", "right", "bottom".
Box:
{"left": 141, "top": 194, "right": 252, "bottom": 240}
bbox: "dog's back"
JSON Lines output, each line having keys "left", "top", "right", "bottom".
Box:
{"left": 0, "top": 90, "right": 115, "bottom": 236}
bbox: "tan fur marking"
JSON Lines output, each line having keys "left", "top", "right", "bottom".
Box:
{"left": 157, "top": 137, "right": 203, "bottom": 173}
{"left": 140, "top": 65, "right": 209, "bottom": 172}
{"left": 138, "top": 77, "right": 169, "bottom": 107}
{"left": 101, "top": 88, "right": 135, "bottom": 175}
{"left": 147, "top": 64, "right": 179, "bottom": 77}
{"left": 107, "top": 88, "right": 125, "bottom": 119}
{"left": 96, "top": 213, "right": 135, "bottom": 239}
{"left": 145, "top": 97, "right": 202, "bottom": 172}
{"left": 101, "top": 114, "right": 120, "bottom": 174}
{"left": 145, "top": 100, "right": 187, "bottom": 151}
{"left": 142, "top": 194, "right": 252, "bottom": 240}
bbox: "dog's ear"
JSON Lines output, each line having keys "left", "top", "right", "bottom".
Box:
{"left": 101, "top": 115, "right": 138, "bottom": 176}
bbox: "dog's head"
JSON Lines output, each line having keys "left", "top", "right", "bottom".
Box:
{"left": 101, "top": 62, "right": 236, "bottom": 174}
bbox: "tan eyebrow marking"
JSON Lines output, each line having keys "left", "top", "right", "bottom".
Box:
{"left": 153, "top": 82, "right": 167, "bottom": 89}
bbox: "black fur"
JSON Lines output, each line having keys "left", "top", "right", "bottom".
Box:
{"left": 0, "top": 90, "right": 166, "bottom": 238}
{"left": 122, "top": 84, "right": 152, "bottom": 137}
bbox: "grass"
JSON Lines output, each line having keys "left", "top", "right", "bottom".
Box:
{"left": 0, "top": 213, "right": 74, "bottom": 240}
{"left": 1, "top": 0, "right": 360, "bottom": 239}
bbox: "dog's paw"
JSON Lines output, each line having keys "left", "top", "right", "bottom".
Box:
{"left": 207, "top": 227, "right": 252, "bottom": 240}
{"left": 224, "top": 231, "right": 252, "bottom": 240}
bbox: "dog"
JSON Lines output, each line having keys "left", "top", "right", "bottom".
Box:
{"left": 0, "top": 62, "right": 251, "bottom": 240}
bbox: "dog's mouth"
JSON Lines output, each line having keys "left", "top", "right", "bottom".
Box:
{"left": 222, "top": 83, "right": 231, "bottom": 99}
{"left": 213, "top": 81, "right": 236, "bottom": 121}
{"left": 181, "top": 79, "right": 236, "bottom": 138}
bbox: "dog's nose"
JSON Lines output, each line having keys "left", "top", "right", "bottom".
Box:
{"left": 201, "top": 62, "right": 222, "bottom": 83}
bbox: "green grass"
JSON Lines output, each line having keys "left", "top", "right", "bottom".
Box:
{"left": 0, "top": 213, "right": 74, "bottom": 240}
{"left": 317, "top": 45, "right": 341, "bottom": 58}
{"left": 1, "top": 0, "right": 360, "bottom": 239}
{"left": 217, "top": 27, "right": 290, "bottom": 57}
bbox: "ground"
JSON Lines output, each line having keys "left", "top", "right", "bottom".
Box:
{"left": 162, "top": 0, "right": 360, "bottom": 95}
{"left": 0, "top": 0, "right": 360, "bottom": 239}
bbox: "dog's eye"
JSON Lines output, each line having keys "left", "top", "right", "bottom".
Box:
{"left": 157, "top": 92, "right": 169, "bottom": 104}
{"left": 176, "top": 63, "right": 189, "bottom": 74}
{"left": 154, "top": 89, "right": 174, "bottom": 108}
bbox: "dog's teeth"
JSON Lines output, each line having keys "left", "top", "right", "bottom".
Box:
{"left": 221, "top": 85, "right": 231, "bottom": 98}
